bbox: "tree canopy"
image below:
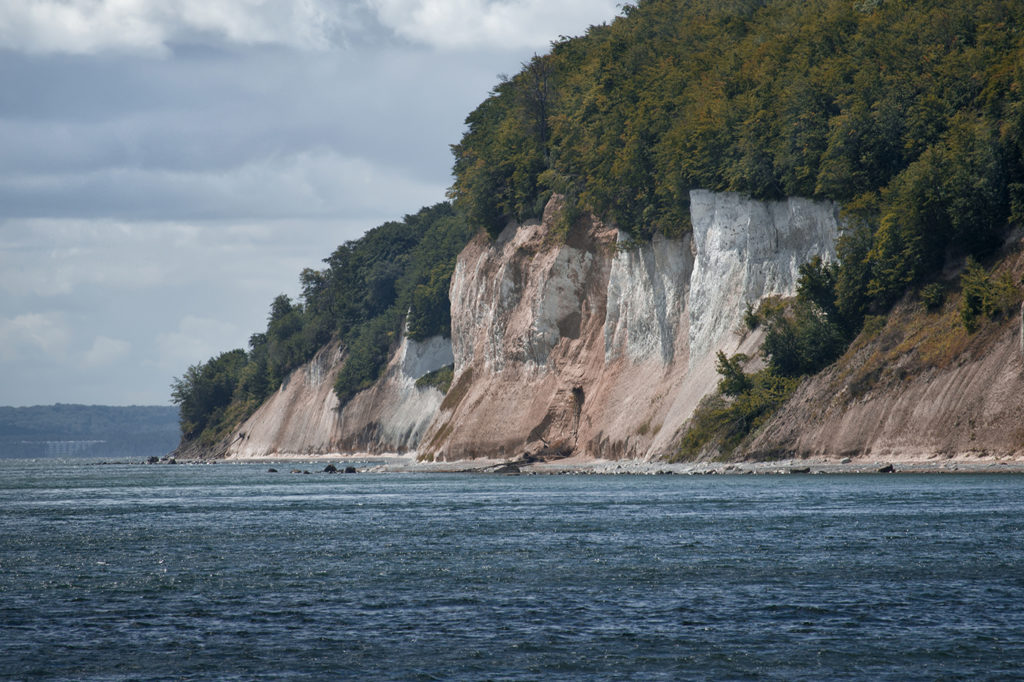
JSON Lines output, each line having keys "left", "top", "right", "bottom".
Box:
{"left": 451, "top": 0, "right": 1024, "bottom": 315}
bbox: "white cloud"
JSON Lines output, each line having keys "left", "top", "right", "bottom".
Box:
{"left": 0, "top": 312, "right": 70, "bottom": 361}
{"left": 0, "top": 0, "right": 353, "bottom": 55}
{"left": 366, "top": 0, "right": 620, "bottom": 50}
{"left": 84, "top": 335, "right": 131, "bottom": 367}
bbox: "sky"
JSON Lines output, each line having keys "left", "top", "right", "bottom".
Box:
{"left": 0, "top": 0, "right": 621, "bottom": 407}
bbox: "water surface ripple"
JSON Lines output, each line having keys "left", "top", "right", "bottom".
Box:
{"left": 1, "top": 460, "right": 1022, "bottom": 680}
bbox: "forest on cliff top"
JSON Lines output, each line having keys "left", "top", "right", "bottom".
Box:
{"left": 173, "top": 0, "right": 1024, "bottom": 449}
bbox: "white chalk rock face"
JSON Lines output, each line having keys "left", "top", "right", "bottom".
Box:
{"left": 526, "top": 246, "right": 593, "bottom": 364}
{"left": 688, "top": 190, "right": 839, "bottom": 365}
{"left": 223, "top": 342, "right": 344, "bottom": 458}
{"left": 449, "top": 222, "right": 596, "bottom": 373}
{"left": 401, "top": 333, "right": 455, "bottom": 380}
{"left": 337, "top": 333, "right": 453, "bottom": 453}
{"left": 605, "top": 231, "right": 693, "bottom": 364}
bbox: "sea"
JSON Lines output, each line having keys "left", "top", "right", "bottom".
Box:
{"left": 1, "top": 458, "right": 1023, "bottom": 681}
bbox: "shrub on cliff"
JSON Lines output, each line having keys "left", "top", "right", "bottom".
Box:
{"left": 959, "top": 257, "right": 1022, "bottom": 332}
{"left": 675, "top": 366, "right": 799, "bottom": 461}
{"left": 171, "top": 349, "right": 248, "bottom": 441}
{"left": 415, "top": 365, "right": 454, "bottom": 394}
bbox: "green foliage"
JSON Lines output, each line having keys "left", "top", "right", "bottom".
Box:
{"left": 451, "top": 0, "right": 1022, "bottom": 313}
{"left": 675, "top": 369, "right": 800, "bottom": 461}
{"left": 859, "top": 315, "right": 888, "bottom": 339}
{"left": 415, "top": 365, "right": 454, "bottom": 394}
{"left": 833, "top": 196, "right": 878, "bottom": 330}
{"left": 170, "top": 349, "right": 248, "bottom": 442}
{"left": 715, "top": 351, "right": 751, "bottom": 396}
{"left": 762, "top": 301, "right": 848, "bottom": 378}
{"left": 743, "top": 303, "right": 760, "bottom": 330}
{"left": 959, "top": 257, "right": 1021, "bottom": 332}
{"left": 867, "top": 117, "right": 1008, "bottom": 307}
{"left": 333, "top": 311, "right": 404, "bottom": 406}
{"left": 797, "top": 257, "right": 839, "bottom": 320}
{"left": 759, "top": 258, "right": 852, "bottom": 379}
{"left": 920, "top": 282, "right": 946, "bottom": 311}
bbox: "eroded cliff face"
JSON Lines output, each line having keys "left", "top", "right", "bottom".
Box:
{"left": 216, "top": 189, "right": 839, "bottom": 461}
{"left": 420, "top": 191, "right": 839, "bottom": 461}
{"left": 688, "top": 190, "right": 841, "bottom": 364}
{"left": 222, "top": 333, "right": 452, "bottom": 458}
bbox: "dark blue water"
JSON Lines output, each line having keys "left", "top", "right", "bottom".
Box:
{"left": 2, "top": 460, "right": 1023, "bottom": 680}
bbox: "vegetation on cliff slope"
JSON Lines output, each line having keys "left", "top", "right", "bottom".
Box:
{"left": 676, "top": 242, "right": 1024, "bottom": 461}
{"left": 674, "top": 258, "right": 853, "bottom": 460}
{"left": 171, "top": 204, "right": 473, "bottom": 444}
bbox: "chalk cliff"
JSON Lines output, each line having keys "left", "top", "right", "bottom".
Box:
{"left": 419, "top": 191, "right": 838, "bottom": 461}
{"left": 222, "top": 333, "right": 452, "bottom": 458}
{"left": 218, "top": 189, "right": 845, "bottom": 461}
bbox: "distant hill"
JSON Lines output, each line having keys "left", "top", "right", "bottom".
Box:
{"left": 0, "top": 404, "right": 180, "bottom": 459}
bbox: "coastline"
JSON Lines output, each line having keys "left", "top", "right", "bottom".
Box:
{"left": 210, "top": 451, "right": 1024, "bottom": 475}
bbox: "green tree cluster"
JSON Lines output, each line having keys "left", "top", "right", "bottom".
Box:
{"left": 452, "top": 0, "right": 1024, "bottom": 304}
{"left": 171, "top": 203, "right": 474, "bottom": 444}
{"left": 959, "top": 257, "right": 1021, "bottom": 332}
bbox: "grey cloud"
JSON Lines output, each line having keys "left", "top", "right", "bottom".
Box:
{"left": 0, "top": 216, "right": 375, "bottom": 405}
{"left": 1, "top": 45, "right": 513, "bottom": 222}
{"left": 0, "top": 149, "right": 445, "bottom": 221}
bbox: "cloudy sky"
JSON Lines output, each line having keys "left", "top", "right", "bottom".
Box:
{"left": 0, "top": 0, "right": 620, "bottom": 407}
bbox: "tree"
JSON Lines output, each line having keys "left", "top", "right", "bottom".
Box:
{"left": 170, "top": 349, "right": 247, "bottom": 439}
{"left": 716, "top": 351, "right": 752, "bottom": 396}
